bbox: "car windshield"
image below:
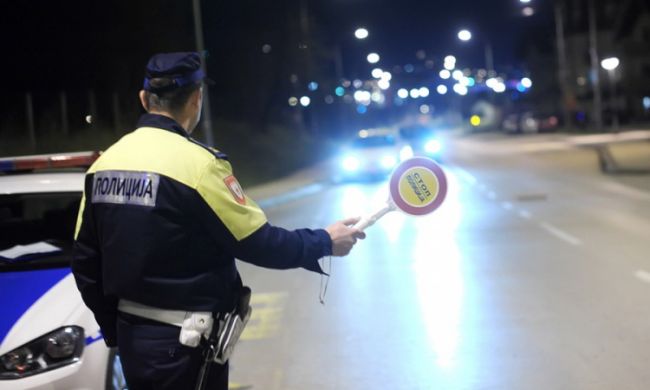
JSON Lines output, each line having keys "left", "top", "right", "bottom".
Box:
{"left": 352, "top": 135, "right": 396, "bottom": 148}
{"left": 0, "top": 192, "right": 80, "bottom": 271}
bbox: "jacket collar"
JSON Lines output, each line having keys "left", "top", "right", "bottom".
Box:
{"left": 136, "top": 113, "right": 188, "bottom": 138}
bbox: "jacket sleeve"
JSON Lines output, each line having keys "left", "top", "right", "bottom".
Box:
{"left": 195, "top": 159, "right": 332, "bottom": 273}
{"left": 71, "top": 177, "right": 118, "bottom": 347}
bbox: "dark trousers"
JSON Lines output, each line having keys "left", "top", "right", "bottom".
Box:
{"left": 117, "top": 312, "right": 228, "bottom": 390}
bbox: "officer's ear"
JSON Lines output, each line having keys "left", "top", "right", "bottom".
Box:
{"left": 139, "top": 90, "right": 150, "bottom": 112}
{"left": 189, "top": 87, "right": 202, "bottom": 109}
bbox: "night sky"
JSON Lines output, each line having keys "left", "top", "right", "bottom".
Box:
{"left": 0, "top": 0, "right": 554, "bottom": 125}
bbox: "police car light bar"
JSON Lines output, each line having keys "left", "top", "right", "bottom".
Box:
{"left": 0, "top": 151, "right": 100, "bottom": 173}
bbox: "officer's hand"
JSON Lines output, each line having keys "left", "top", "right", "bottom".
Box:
{"left": 325, "top": 217, "right": 366, "bottom": 257}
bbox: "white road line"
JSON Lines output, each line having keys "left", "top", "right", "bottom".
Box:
{"left": 453, "top": 167, "right": 477, "bottom": 185}
{"left": 635, "top": 270, "right": 650, "bottom": 284}
{"left": 501, "top": 201, "right": 513, "bottom": 210}
{"left": 518, "top": 209, "right": 532, "bottom": 219}
{"left": 539, "top": 222, "right": 582, "bottom": 246}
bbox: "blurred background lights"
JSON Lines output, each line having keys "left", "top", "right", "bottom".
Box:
{"left": 486, "top": 78, "right": 499, "bottom": 89}
{"left": 453, "top": 84, "right": 468, "bottom": 95}
{"left": 521, "top": 77, "right": 533, "bottom": 88}
{"left": 437, "top": 85, "right": 448, "bottom": 95}
{"left": 404, "top": 64, "right": 415, "bottom": 73}
{"left": 452, "top": 70, "right": 463, "bottom": 81}
{"left": 367, "top": 53, "right": 380, "bottom": 64}
{"left": 324, "top": 95, "right": 334, "bottom": 104}
{"left": 601, "top": 57, "right": 620, "bottom": 71}
{"left": 443, "top": 61, "right": 455, "bottom": 71}
{"left": 262, "top": 44, "right": 272, "bottom": 54}
{"left": 335, "top": 86, "right": 345, "bottom": 96}
{"left": 643, "top": 96, "right": 650, "bottom": 110}
{"left": 382, "top": 71, "right": 392, "bottom": 81}
{"left": 439, "top": 69, "right": 451, "bottom": 79}
{"left": 419, "top": 87, "right": 430, "bottom": 97}
{"left": 307, "top": 81, "right": 319, "bottom": 91}
{"left": 378, "top": 79, "right": 390, "bottom": 90}
{"left": 397, "top": 88, "right": 409, "bottom": 99}
{"left": 299, "top": 96, "right": 311, "bottom": 107}
{"left": 470, "top": 115, "right": 481, "bottom": 127}
{"left": 353, "top": 79, "right": 363, "bottom": 88}
{"left": 493, "top": 82, "right": 507, "bottom": 93}
{"left": 288, "top": 97, "right": 298, "bottom": 106}
{"left": 419, "top": 104, "right": 430, "bottom": 114}
{"left": 356, "top": 104, "right": 367, "bottom": 114}
{"left": 371, "top": 68, "right": 384, "bottom": 78}
{"left": 354, "top": 28, "right": 369, "bottom": 39}
{"left": 457, "top": 29, "right": 472, "bottom": 41}
{"left": 410, "top": 88, "right": 421, "bottom": 98}
{"left": 444, "top": 55, "right": 456, "bottom": 64}
{"left": 522, "top": 7, "right": 535, "bottom": 16}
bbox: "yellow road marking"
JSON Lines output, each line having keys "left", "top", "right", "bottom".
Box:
{"left": 241, "top": 292, "right": 287, "bottom": 340}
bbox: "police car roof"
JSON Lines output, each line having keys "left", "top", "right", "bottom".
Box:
{"left": 0, "top": 172, "right": 85, "bottom": 195}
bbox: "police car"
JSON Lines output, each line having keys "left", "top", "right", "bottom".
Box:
{"left": 0, "top": 152, "right": 126, "bottom": 389}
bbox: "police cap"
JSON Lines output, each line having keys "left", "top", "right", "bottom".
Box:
{"left": 143, "top": 52, "right": 210, "bottom": 93}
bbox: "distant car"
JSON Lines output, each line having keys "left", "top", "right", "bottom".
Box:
{"left": 0, "top": 152, "right": 126, "bottom": 390}
{"left": 398, "top": 124, "right": 443, "bottom": 161}
{"left": 503, "top": 111, "right": 560, "bottom": 134}
{"left": 337, "top": 128, "right": 413, "bottom": 181}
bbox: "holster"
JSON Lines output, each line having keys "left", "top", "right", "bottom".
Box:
{"left": 195, "top": 286, "right": 252, "bottom": 390}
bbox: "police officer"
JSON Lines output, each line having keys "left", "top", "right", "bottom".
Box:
{"left": 71, "top": 52, "right": 365, "bottom": 390}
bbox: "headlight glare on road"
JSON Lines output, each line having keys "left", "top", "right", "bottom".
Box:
{"left": 400, "top": 145, "right": 414, "bottom": 161}
{"left": 0, "top": 326, "right": 84, "bottom": 379}
{"left": 380, "top": 155, "right": 397, "bottom": 169}
{"left": 425, "top": 139, "right": 442, "bottom": 154}
{"left": 342, "top": 155, "right": 360, "bottom": 172}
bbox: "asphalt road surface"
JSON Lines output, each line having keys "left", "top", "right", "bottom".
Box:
{"left": 231, "top": 133, "right": 650, "bottom": 390}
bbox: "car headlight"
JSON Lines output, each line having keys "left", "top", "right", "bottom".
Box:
{"left": 424, "top": 139, "right": 442, "bottom": 154}
{"left": 342, "top": 155, "right": 360, "bottom": 172}
{"left": 380, "top": 155, "right": 397, "bottom": 169}
{"left": 0, "top": 326, "right": 84, "bottom": 379}
{"left": 399, "top": 145, "right": 414, "bottom": 161}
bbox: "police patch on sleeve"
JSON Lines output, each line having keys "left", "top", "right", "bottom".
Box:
{"left": 224, "top": 175, "right": 246, "bottom": 205}
{"left": 92, "top": 170, "right": 160, "bottom": 207}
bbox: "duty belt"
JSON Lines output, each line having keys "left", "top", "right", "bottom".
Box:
{"left": 118, "top": 299, "right": 210, "bottom": 327}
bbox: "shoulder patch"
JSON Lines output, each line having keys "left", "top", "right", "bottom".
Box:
{"left": 223, "top": 175, "right": 246, "bottom": 205}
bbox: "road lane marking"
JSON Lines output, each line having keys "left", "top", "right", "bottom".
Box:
{"left": 241, "top": 292, "right": 288, "bottom": 340}
{"left": 452, "top": 167, "right": 477, "bottom": 185}
{"left": 539, "top": 222, "right": 582, "bottom": 246}
{"left": 635, "top": 270, "right": 650, "bottom": 284}
{"left": 518, "top": 209, "right": 532, "bottom": 219}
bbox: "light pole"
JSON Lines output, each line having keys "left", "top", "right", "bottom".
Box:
{"left": 601, "top": 57, "right": 620, "bottom": 131}
{"left": 457, "top": 29, "right": 494, "bottom": 75}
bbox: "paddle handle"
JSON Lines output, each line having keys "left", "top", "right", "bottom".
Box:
{"left": 355, "top": 203, "right": 395, "bottom": 231}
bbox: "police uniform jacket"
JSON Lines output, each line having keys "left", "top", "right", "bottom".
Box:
{"left": 72, "top": 114, "right": 332, "bottom": 347}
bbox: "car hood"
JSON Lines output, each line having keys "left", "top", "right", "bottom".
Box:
{"left": 0, "top": 269, "right": 85, "bottom": 355}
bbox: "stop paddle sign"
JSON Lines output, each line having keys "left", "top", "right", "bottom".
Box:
{"left": 355, "top": 157, "right": 448, "bottom": 231}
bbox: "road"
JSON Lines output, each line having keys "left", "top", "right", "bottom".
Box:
{"left": 231, "top": 133, "right": 650, "bottom": 390}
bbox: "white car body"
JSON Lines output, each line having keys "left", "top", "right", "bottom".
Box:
{"left": 0, "top": 162, "right": 125, "bottom": 389}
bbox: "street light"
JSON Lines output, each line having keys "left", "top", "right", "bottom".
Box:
{"left": 457, "top": 29, "right": 494, "bottom": 75}
{"left": 355, "top": 28, "right": 369, "bottom": 40}
{"left": 600, "top": 57, "right": 620, "bottom": 131}
{"left": 367, "top": 53, "right": 380, "bottom": 64}
{"left": 457, "top": 29, "right": 472, "bottom": 42}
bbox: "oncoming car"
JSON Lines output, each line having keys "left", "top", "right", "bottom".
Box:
{"left": 0, "top": 152, "right": 126, "bottom": 389}
{"left": 337, "top": 128, "right": 414, "bottom": 181}
{"left": 398, "top": 124, "right": 443, "bottom": 161}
